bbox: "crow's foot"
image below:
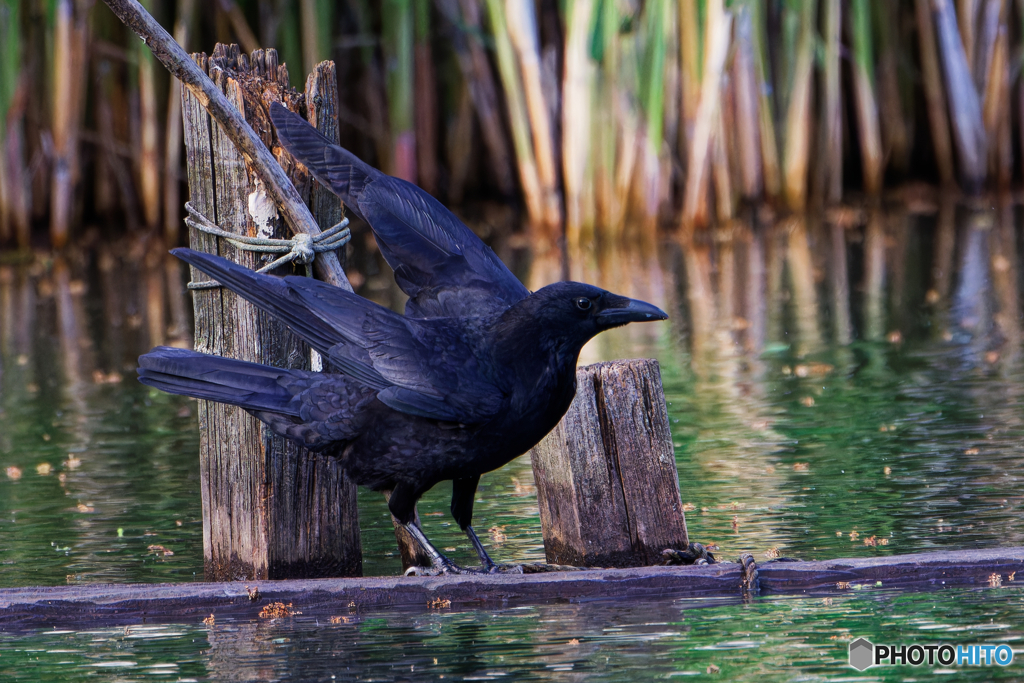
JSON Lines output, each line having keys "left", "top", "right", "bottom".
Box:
{"left": 404, "top": 559, "right": 482, "bottom": 576}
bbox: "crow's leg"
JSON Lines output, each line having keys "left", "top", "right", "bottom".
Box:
{"left": 464, "top": 525, "right": 497, "bottom": 571}
{"left": 401, "top": 522, "right": 474, "bottom": 575}
{"left": 390, "top": 480, "right": 476, "bottom": 575}
{"left": 452, "top": 476, "right": 521, "bottom": 573}
{"left": 452, "top": 475, "right": 496, "bottom": 570}
{"left": 381, "top": 489, "right": 433, "bottom": 569}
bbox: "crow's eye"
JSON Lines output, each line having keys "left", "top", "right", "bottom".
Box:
{"left": 575, "top": 297, "right": 592, "bottom": 311}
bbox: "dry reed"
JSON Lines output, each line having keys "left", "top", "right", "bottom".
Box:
{"left": 4, "top": 0, "right": 1024, "bottom": 252}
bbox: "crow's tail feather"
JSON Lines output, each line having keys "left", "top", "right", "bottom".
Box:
{"left": 138, "top": 346, "right": 300, "bottom": 416}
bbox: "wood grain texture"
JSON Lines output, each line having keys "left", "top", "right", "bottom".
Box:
{"left": 182, "top": 46, "right": 361, "bottom": 581}
{"left": 530, "top": 359, "right": 688, "bottom": 567}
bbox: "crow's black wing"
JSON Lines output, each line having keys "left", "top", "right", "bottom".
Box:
{"left": 270, "top": 102, "right": 529, "bottom": 318}
{"left": 174, "top": 248, "right": 506, "bottom": 424}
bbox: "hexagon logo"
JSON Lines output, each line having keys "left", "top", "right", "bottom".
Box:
{"left": 849, "top": 637, "right": 874, "bottom": 671}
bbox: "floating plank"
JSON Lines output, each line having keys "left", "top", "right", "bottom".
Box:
{"left": 2, "top": 547, "right": 1022, "bottom": 628}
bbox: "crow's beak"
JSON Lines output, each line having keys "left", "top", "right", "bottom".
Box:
{"left": 596, "top": 297, "right": 669, "bottom": 327}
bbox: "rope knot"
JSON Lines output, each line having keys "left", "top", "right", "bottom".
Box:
{"left": 291, "top": 233, "right": 315, "bottom": 264}
{"left": 182, "top": 202, "right": 351, "bottom": 289}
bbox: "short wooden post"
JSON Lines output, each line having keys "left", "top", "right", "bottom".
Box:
{"left": 529, "top": 359, "right": 689, "bottom": 567}
{"left": 181, "top": 45, "right": 360, "bottom": 580}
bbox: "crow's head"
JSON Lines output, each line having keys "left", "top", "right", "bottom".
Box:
{"left": 500, "top": 281, "right": 668, "bottom": 353}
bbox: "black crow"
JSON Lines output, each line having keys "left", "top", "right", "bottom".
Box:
{"left": 138, "top": 104, "right": 667, "bottom": 574}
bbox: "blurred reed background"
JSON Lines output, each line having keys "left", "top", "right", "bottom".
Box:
{"left": 0, "top": 0, "right": 1021, "bottom": 257}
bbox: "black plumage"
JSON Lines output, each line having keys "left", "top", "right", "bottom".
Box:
{"left": 138, "top": 103, "right": 667, "bottom": 573}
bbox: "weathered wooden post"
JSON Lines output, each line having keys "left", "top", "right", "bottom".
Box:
{"left": 181, "top": 45, "right": 361, "bottom": 580}
{"left": 529, "top": 359, "right": 689, "bottom": 567}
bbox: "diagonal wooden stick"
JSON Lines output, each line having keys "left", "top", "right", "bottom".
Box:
{"left": 102, "top": 0, "right": 350, "bottom": 290}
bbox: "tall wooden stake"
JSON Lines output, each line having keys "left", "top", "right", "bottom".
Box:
{"left": 181, "top": 46, "right": 361, "bottom": 580}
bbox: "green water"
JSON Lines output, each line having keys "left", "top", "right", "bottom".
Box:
{"left": 3, "top": 204, "right": 1024, "bottom": 679}
{"left": 2, "top": 588, "right": 1022, "bottom": 680}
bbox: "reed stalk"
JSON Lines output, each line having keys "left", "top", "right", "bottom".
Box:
{"left": 712, "top": 109, "right": 733, "bottom": 222}
{"left": 483, "top": 0, "right": 546, "bottom": 229}
{"left": 678, "top": 0, "right": 701, "bottom": 159}
{"left": 349, "top": 0, "right": 391, "bottom": 172}
{"left": 0, "top": 145, "right": 6, "bottom": 246}
{"left": 506, "top": 0, "right": 560, "bottom": 231}
{"left": 414, "top": 0, "right": 438, "bottom": 195}
{"left": 445, "top": 82, "right": 473, "bottom": 204}
{"left": 748, "top": 0, "right": 780, "bottom": 199}
{"left": 95, "top": 55, "right": 142, "bottom": 231}
{"left": 915, "top": 0, "right": 956, "bottom": 185}
{"left": 781, "top": 0, "right": 815, "bottom": 211}
{"left": 593, "top": 0, "right": 620, "bottom": 235}
{"left": 681, "top": 0, "right": 731, "bottom": 231}
{"left": 979, "top": 0, "right": 1010, "bottom": 185}
{"left": 437, "top": 0, "right": 515, "bottom": 196}
{"left": 633, "top": 0, "right": 670, "bottom": 232}
{"left": 662, "top": 0, "right": 680, "bottom": 192}
{"left": 277, "top": 0, "right": 302, "bottom": 88}
{"left": 50, "top": 0, "right": 81, "bottom": 249}
{"left": 383, "top": 0, "right": 417, "bottom": 181}
{"left": 1018, "top": 0, "right": 1024, "bottom": 181}
{"left": 0, "top": 0, "right": 16, "bottom": 245}
{"left": 850, "top": 0, "right": 883, "bottom": 195}
{"left": 875, "top": 0, "right": 909, "bottom": 173}
{"left": 562, "top": 0, "right": 596, "bottom": 245}
{"left": 973, "top": 0, "right": 1000, "bottom": 94}
{"left": 933, "top": 0, "right": 987, "bottom": 190}
{"left": 732, "top": 4, "right": 763, "bottom": 200}
{"left": 138, "top": 0, "right": 162, "bottom": 230}
{"left": 958, "top": 0, "right": 978, "bottom": 74}
{"left": 819, "top": 0, "right": 841, "bottom": 202}
{"left": 299, "top": 0, "right": 331, "bottom": 77}
{"left": 219, "top": 0, "right": 260, "bottom": 55}
{"left": 164, "top": 0, "right": 195, "bottom": 244}
{"left": 613, "top": 32, "right": 639, "bottom": 234}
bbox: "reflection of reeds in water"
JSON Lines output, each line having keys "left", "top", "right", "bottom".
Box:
{"left": 658, "top": 200, "right": 1023, "bottom": 372}
{"left": 862, "top": 209, "right": 887, "bottom": 341}
{"left": 0, "top": 241, "right": 189, "bottom": 395}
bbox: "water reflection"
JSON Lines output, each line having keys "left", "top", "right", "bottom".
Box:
{"left": 2, "top": 201, "right": 1024, "bottom": 584}
{"left": 0, "top": 239, "right": 201, "bottom": 586}
{"left": 2, "top": 586, "right": 1023, "bottom": 681}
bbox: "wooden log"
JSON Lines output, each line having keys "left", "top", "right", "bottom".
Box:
{"left": 181, "top": 45, "right": 361, "bottom": 581}
{"left": 529, "top": 359, "right": 688, "bottom": 567}
{"left": 3, "top": 547, "right": 1023, "bottom": 627}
